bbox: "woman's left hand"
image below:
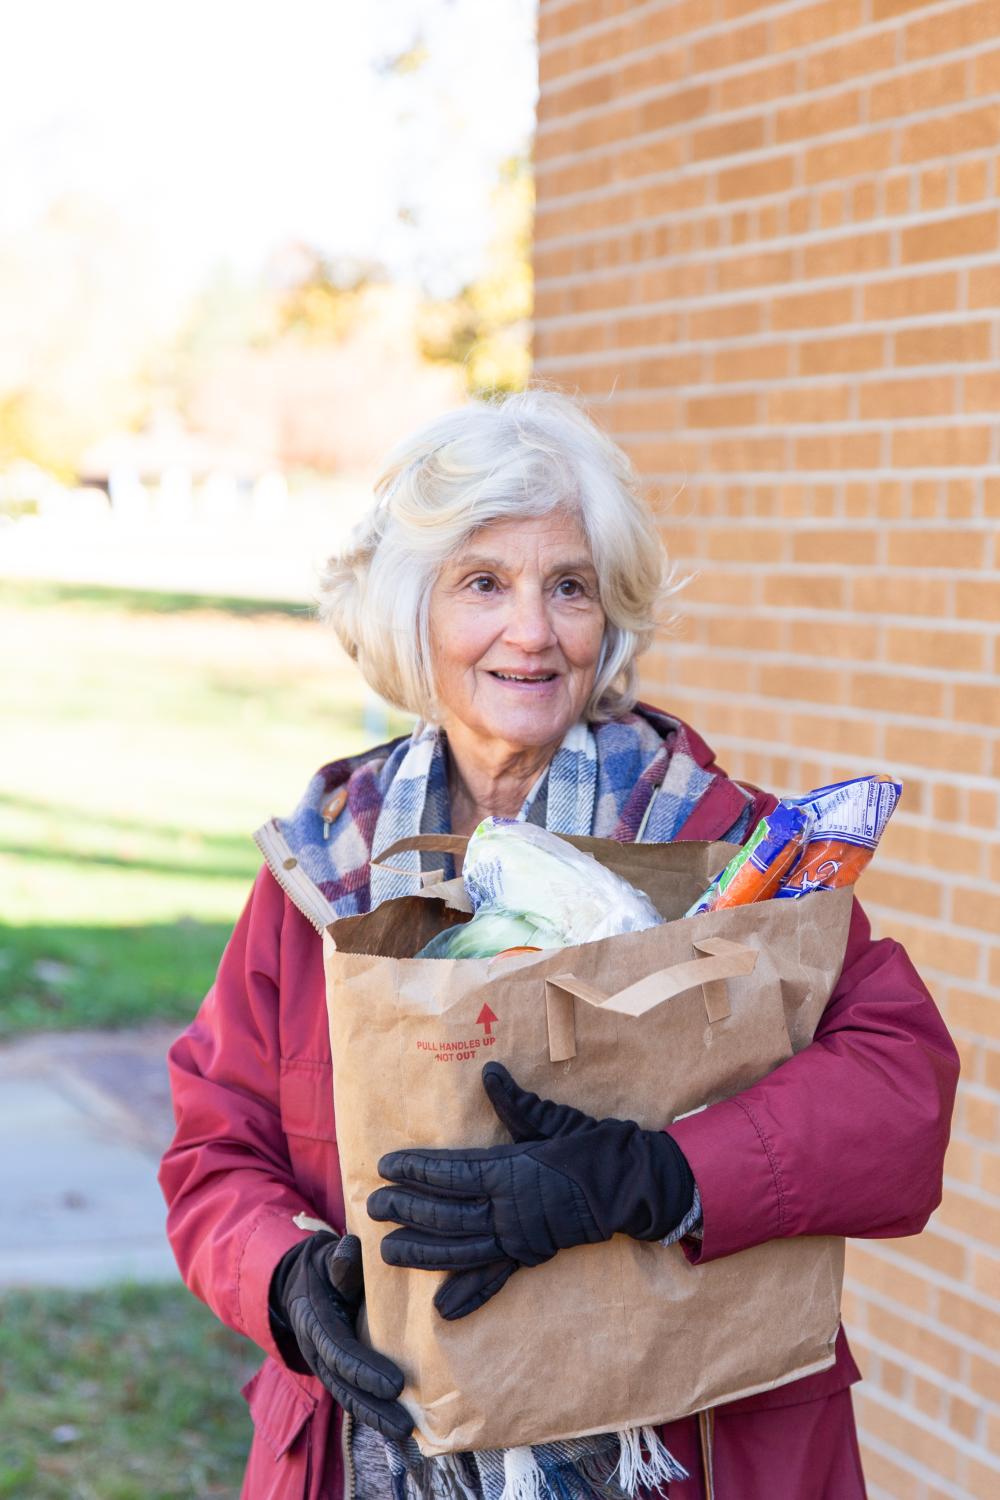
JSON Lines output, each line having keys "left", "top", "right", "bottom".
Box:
{"left": 367, "top": 1061, "right": 695, "bottom": 1320}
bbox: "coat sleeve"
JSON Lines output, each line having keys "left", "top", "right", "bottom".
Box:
{"left": 667, "top": 895, "right": 961, "bottom": 1262}
{"left": 157, "top": 866, "right": 316, "bottom": 1360}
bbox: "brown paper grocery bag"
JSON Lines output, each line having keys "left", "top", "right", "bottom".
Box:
{"left": 323, "top": 835, "right": 853, "bottom": 1456}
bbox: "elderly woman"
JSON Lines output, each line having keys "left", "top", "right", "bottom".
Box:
{"left": 159, "top": 389, "right": 958, "bottom": 1500}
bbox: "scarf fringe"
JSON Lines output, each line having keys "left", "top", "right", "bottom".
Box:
{"left": 613, "top": 1426, "right": 689, "bottom": 1495}
{"left": 497, "top": 1427, "right": 687, "bottom": 1500}
{"left": 501, "top": 1446, "right": 549, "bottom": 1500}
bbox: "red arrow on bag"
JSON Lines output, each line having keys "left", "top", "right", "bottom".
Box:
{"left": 475, "top": 1003, "right": 498, "bottom": 1037}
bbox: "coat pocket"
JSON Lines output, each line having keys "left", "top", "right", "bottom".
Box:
{"left": 242, "top": 1357, "right": 318, "bottom": 1459}
{"left": 279, "top": 1058, "right": 337, "bottom": 1143}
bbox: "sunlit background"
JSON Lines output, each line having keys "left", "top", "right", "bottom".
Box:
{"left": 2, "top": 0, "right": 537, "bottom": 1026}
{"left": 1, "top": 11, "right": 536, "bottom": 1486}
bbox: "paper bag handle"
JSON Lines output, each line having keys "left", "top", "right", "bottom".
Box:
{"left": 544, "top": 936, "right": 757, "bottom": 1063}
{"left": 370, "top": 833, "right": 470, "bottom": 879}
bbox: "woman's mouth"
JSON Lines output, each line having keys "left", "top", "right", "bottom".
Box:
{"left": 488, "top": 670, "right": 559, "bottom": 688}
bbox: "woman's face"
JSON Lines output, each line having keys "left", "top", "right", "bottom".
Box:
{"left": 428, "top": 508, "right": 606, "bottom": 753}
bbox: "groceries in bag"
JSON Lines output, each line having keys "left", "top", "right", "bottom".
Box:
{"left": 416, "top": 817, "right": 663, "bottom": 958}
{"left": 687, "top": 773, "right": 902, "bottom": 916}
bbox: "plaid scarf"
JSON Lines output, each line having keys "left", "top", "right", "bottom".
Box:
{"left": 275, "top": 705, "right": 754, "bottom": 1500}
{"left": 277, "top": 703, "right": 753, "bottom": 917}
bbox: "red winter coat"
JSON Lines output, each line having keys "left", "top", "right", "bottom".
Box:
{"left": 158, "top": 725, "right": 959, "bottom": 1500}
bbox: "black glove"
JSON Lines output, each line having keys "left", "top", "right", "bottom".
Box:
{"left": 268, "top": 1230, "right": 412, "bottom": 1441}
{"left": 367, "top": 1062, "right": 694, "bottom": 1320}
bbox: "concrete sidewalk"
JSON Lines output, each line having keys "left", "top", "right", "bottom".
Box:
{"left": 0, "top": 1025, "right": 183, "bottom": 1288}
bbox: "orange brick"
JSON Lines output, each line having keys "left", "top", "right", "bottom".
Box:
{"left": 905, "top": 0, "right": 1000, "bottom": 63}
{"left": 790, "top": 709, "right": 880, "bottom": 758}
{"left": 850, "top": 672, "right": 946, "bottom": 718}
{"left": 684, "top": 392, "right": 760, "bottom": 428}
{"left": 881, "top": 1228, "right": 968, "bottom": 1281}
{"left": 766, "top": 384, "right": 852, "bottom": 423}
{"left": 965, "top": 371, "right": 1000, "bottom": 412}
{"left": 637, "top": 84, "right": 712, "bottom": 136}
{"left": 920, "top": 164, "right": 952, "bottom": 213}
{"left": 945, "top": 478, "right": 977, "bottom": 518}
{"left": 691, "top": 115, "right": 766, "bottom": 162}
{"left": 787, "top": 619, "right": 880, "bottom": 660}
{"left": 710, "top": 342, "right": 792, "bottom": 383}
{"left": 774, "top": 0, "right": 865, "bottom": 52}
{"left": 688, "top": 301, "right": 763, "bottom": 340}
{"left": 867, "top": 1300, "right": 963, "bottom": 1379}
{"left": 800, "top": 333, "right": 885, "bottom": 374}
{"left": 885, "top": 722, "right": 986, "bottom": 774}
{"left": 847, "top": 1244, "right": 934, "bottom": 1311}
{"left": 954, "top": 682, "right": 1000, "bottom": 726}
{"left": 892, "top": 424, "right": 992, "bottom": 467}
{"left": 859, "top": 375, "right": 955, "bottom": 420}
{"left": 956, "top": 156, "right": 992, "bottom": 204}
{"left": 763, "top": 574, "right": 846, "bottom": 610}
{"left": 967, "top": 1454, "right": 1000, "bottom": 1500}
{"left": 636, "top": 352, "right": 706, "bottom": 387}
{"left": 963, "top": 1089, "right": 1000, "bottom": 1140}
{"left": 857, "top": 1443, "right": 923, "bottom": 1500}
{"left": 775, "top": 88, "right": 861, "bottom": 142}
{"left": 902, "top": 105, "right": 1000, "bottom": 166}
{"left": 862, "top": 866, "right": 945, "bottom": 919}
{"left": 689, "top": 21, "right": 769, "bottom": 77}
{"left": 716, "top": 53, "right": 798, "bottom": 110}
{"left": 701, "top": 525, "right": 787, "bottom": 563}
{"left": 816, "top": 184, "right": 844, "bottom": 231}
{"left": 884, "top": 823, "right": 983, "bottom": 878}
{"left": 852, "top": 178, "right": 879, "bottom": 220}
{"left": 803, "top": 229, "right": 891, "bottom": 278}
{"left": 886, "top": 625, "right": 987, "bottom": 672}
{"left": 895, "top": 320, "right": 992, "bottom": 364}
{"left": 950, "top": 1391, "right": 982, "bottom": 1440}
{"left": 717, "top": 153, "right": 796, "bottom": 202}
{"left": 851, "top": 575, "right": 952, "bottom": 616}
{"left": 901, "top": 209, "right": 999, "bottom": 264}
{"left": 792, "top": 528, "right": 878, "bottom": 566}
{"left": 805, "top": 29, "right": 897, "bottom": 89}
{"left": 884, "top": 168, "right": 915, "bottom": 215}
{"left": 958, "top": 578, "right": 1000, "bottom": 624}
{"left": 886, "top": 528, "right": 989, "bottom": 569}
{"left": 805, "top": 130, "right": 894, "bottom": 185}
{"left": 758, "top": 663, "right": 846, "bottom": 705}
{"left": 971, "top": 41, "right": 1000, "bottom": 93}
{"left": 704, "top": 433, "right": 789, "bottom": 471}
{"left": 968, "top": 788, "right": 999, "bottom": 827}
{"left": 716, "top": 249, "right": 795, "bottom": 292}
{"left": 869, "top": 58, "right": 969, "bottom": 121}
{"left": 951, "top": 885, "right": 1000, "bottom": 936}
{"left": 939, "top": 1287, "right": 1000, "bottom": 1354}
{"left": 794, "top": 431, "right": 882, "bottom": 469}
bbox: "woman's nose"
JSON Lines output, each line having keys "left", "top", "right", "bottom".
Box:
{"left": 502, "top": 587, "right": 557, "bottom": 650}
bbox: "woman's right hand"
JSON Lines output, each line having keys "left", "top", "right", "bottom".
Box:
{"left": 268, "top": 1231, "right": 413, "bottom": 1442}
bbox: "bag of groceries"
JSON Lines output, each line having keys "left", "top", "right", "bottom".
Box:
{"left": 322, "top": 813, "right": 869, "bottom": 1457}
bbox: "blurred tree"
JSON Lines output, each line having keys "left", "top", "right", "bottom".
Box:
{"left": 0, "top": 196, "right": 176, "bottom": 475}
{"left": 416, "top": 155, "right": 533, "bottom": 396}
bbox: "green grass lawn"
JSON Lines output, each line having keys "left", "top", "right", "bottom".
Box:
{"left": 0, "top": 1283, "right": 259, "bottom": 1499}
{"left": 0, "top": 579, "right": 411, "bottom": 1035}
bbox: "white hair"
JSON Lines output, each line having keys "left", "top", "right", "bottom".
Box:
{"left": 318, "top": 385, "right": 679, "bottom": 724}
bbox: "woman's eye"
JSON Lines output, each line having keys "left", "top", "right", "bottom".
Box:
{"left": 469, "top": 575, "right": 497, "bottom": 594}
{"left": 556, "top": 578, "right": 585, "bottom": 598}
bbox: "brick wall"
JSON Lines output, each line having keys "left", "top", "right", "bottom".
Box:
{"left": 532, "top": 2, "right": 999, "bottom": 1495}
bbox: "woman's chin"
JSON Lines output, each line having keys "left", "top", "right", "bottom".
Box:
{"left": 470, "top": 695, "right": 579, "bottom": 750}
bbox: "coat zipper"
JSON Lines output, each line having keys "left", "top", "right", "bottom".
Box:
{"left": 253, "top": 819, "right": 338, "bottom": 934}
{"left": 341, "top": 1410, "right": 356, "bottom": 1500}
